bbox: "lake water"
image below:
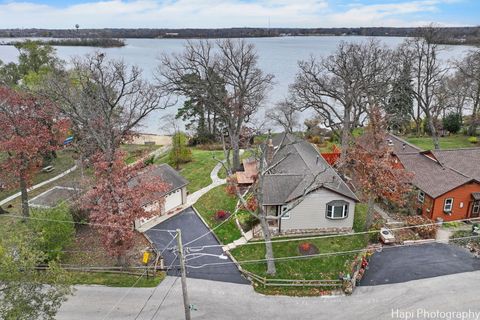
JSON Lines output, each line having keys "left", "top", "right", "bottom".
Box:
{"left": 0, "top": 36, "right": 473, "bottom": 134}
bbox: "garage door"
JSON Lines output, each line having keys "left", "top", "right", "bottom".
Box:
{"left": 164, "top": 189, "right": 182, "bottom": 212}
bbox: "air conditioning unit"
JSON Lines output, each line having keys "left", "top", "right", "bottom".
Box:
{"left": 380, "top": 227, "right": 395, "bottom": 244}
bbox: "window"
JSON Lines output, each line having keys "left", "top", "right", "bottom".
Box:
{"left": 473, "top": 202, "right": 480, "bottom": 214}
{"left": 418, "top": 191, "right": 425, "bottom": 203}
{"left": 280, "top": 205, "right": 290, "bottom": 219}
{"left": 326, "top": 201, "right": 349, "bottom": 220}
{"left": 444, "top": 198, "right": 454, "bottom": 213}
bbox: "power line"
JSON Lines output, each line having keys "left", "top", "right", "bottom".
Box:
{"left": 132, "top": 249, "right": 178, "bottom": 320}
{"left": 183, "top": 234, "right": 480, "bottom": 270}
{"left": 149, "top": 275, "right": 179, "bottom": 320}
{"left": 102, "top": 269, "right": 149, "bottom": 320}
{"left": 184, "top": 216, "right": 480, "bottom": 251}
{"left": 0, "top": 213, "right": 176, "bottom": 234}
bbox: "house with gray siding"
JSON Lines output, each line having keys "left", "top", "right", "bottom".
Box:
{"left": 262, "top": 133, "right": 358, "bottom": 234}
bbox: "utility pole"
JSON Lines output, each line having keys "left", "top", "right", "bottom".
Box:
{"left": 176, "top": 229, "right": 191, "bottom": 320}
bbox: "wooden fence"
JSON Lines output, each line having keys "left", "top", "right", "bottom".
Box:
{"left": 242, "top": 270, "right": 343, "bottom": 288}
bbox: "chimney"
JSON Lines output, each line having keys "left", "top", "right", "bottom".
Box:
{"left": 266, "top": 138, "right": 274, "bottom": 163}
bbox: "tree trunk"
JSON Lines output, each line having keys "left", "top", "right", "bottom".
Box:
{"left": 230, "top": 133, "right": 241, "bottom": 173}
{"left": 366, "top": 196, "right": 375, "bottom": 230}
{"left": 427, "top": 115, "right": 440, "bottom": 149}
{"left": 19, "top": 175, "right": 29, "bottom": 219}
{"left": 258, "top": 208, "right": 276, "bottom": 275}
{"left": 116, "top": 254, "right": 127, "bottom": 268}
{"left": 339, "top": 104, "right": 351, "bottom": 167}
{"left": 468, "top": 95, "right": 479, "bottom": 136}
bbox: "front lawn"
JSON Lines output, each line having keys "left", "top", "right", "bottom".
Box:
{"left": 69, "top": 271, "right": 164, "bottom": 287}
{"left": 405, "top": 134, "right": 476, "bottom": 150}
{"left": 194, "top": 185, "right": 242, "bottom": 244}
{"left": 230, "top": 204, "right": 369, "bottom": 295}
{"left": 0, "top": 148, "right": 76, "bottom": 201}
{"left": 155, "top": 148, "right": 226, "bottom": 193}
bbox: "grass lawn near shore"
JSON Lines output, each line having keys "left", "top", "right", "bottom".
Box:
{"left": 121, "top": 143, "right": 161, "bottom": 164}
{"left": 193, "top": 185, "right": 242, "bottom": 244}
{"left": 230, "top": 203, "right": 368, "bottom": 296}
{"left": 404, "top": 134, "right": 477, "bottom": 150}
{"left": 155, "top": 148, "right": 226, "bottom": 193}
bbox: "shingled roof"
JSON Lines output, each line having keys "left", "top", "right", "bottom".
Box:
{"left": 129, "top": 163, "right": 188, "bottom": 205}
{"left": 262, "top": 133, "right": 358, "bottom": 205}
{"left": 395, "top": 152, "right": 473, "bottom": 198}
{"left": 430, "top": 148, "right": 480, "bottom": 181}
{"left": 388, "top": 133, "right": 480, "bottom": 198}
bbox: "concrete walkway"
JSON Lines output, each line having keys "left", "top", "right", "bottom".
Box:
{"left": 0, "top": 165, "right": 78, "bottom": 206}
{"left": 186, "top": 161, "right": 226, "bottom": 206}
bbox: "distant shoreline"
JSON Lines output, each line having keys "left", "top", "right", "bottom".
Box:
{"left": 0, "top": 26, "right": 479, "bottom": 47}
{"left": 0, "top": 38, "right": 125, "bottom": 48}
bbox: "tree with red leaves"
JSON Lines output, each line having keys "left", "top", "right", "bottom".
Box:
{"left": 81, "top": 152, "right": 169, "bottom": 265}
{"left": 0, "top": 87, "right": 68, "bottom": 218}
{"left": 347, "top": 107, "right": 412, "bottom": 229}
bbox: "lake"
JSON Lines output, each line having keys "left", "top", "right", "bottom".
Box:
{"left": 0, "top": 36, "right": 473, "bottom": 134}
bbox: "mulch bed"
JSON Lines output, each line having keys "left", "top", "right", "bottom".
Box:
{"left": 62, "top": 225, "right": 151, "bottom": 268}
{"left": 298, "top": 242, "right": 319, "bottom": 255}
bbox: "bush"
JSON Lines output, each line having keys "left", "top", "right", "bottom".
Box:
{"left": 215, "top": 210, "right": 230, "bottom": 220}
{"left": 442, "top": 113, "right": 462, "bottom": 134}
{"left": 468, "top": 136, "right": 478, "bottom": 144}
{"left": 29, "top": 204, "right": 75, "bottom": 261}
{"left": 168, "top": 132, "right": 192, "bottom": 167}
{"left": 405, "top": 216, "right": 438, "bottom": 239}
{"left": 238, "top": 213, "right": 259, "bottom": 231}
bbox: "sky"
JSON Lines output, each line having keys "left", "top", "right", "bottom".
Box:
{"left": 0, "top": 0, "right": 478, "bottom": 29}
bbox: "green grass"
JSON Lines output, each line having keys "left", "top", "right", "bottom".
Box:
{"left": 155, "top": 148, "right": 226, "bottom": 193}
{"left": 121, "top": 144, "right": 160, "bottom": 165}
{"left": 69, "top": 271, "right": 165, "bottom": 287}
{"left": 0, "top": 149, "right": 76, "bottom": 201}
{"left": 194, "top": 185, "right": 242, "bottom": 244}
{"left": 230, "top": 204, "right": 369, "bottom": 295}
{"left": 405, "top": 134, "right": 477, "bottom": 150}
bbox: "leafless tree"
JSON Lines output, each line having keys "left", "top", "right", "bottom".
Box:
{"left": 265, "top": 99, "right": 299, "bottom": 133}
{"left": 45, "top": 53, "right": 172, "bottom": 163}
{"left": 216, "top": 132, "right": 328, "bottom": 276}
{"left": 290, "top": 39, "right": 391, "bottom": 164}
{"left": 399, "top": 26, "right": 449, "bottom": 148}
{"left": 157, "top": 39, "right": 274, "bottom": 172}
{"left": 456, "top": 49, "right": 480, "bottom": 136}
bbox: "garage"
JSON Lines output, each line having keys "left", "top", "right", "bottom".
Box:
{"left": 164, "top": 188, "right": 183, "bottom": 212}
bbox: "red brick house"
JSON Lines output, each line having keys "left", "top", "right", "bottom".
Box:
{"left": 388, "top": 134, "right": 480, "bottom": 222}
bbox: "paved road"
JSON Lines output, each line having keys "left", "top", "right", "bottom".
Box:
{"left": 360, "top": 242, "right": 480, "bottom": 286}
{"left": 58, "top": 270, "right": 480, "bottom": 320}
{"left": 145, "top": 207, "right": 248, "bottom": 284}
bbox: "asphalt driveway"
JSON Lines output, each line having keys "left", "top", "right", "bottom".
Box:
{"left": 145, "top": 207, "right": 249, "bottom": 284}
{"left": 360, "top": 242, "right": 480, "bottom": 286}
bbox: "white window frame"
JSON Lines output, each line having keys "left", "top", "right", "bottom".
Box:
{"left": 444, "top": 198, "right": 454, "bottom": 213}
{"left": 326, "top": 201, "right": 349, "bottom": 220}
{"left": 418, "top": 191, "right": 425, "bottom": 203}
{"left": 280, "top": 205, "right": 290, "bottom": 219}
{"left": 473, "top": 201, "right": 480, "bottom": 214}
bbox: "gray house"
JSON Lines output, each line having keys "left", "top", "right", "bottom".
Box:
{"left": 262, "top": 133, "right": 358, "bottom": 234}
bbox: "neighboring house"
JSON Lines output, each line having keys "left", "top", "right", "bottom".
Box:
{"left": 133, "top": 163, "right": 188, "bottom": 227}
{"left": 261, "top": 133, "right": 359, "bottom": 235}
{"left": 388, "top": 133, "right": 480, "bottom": 222}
